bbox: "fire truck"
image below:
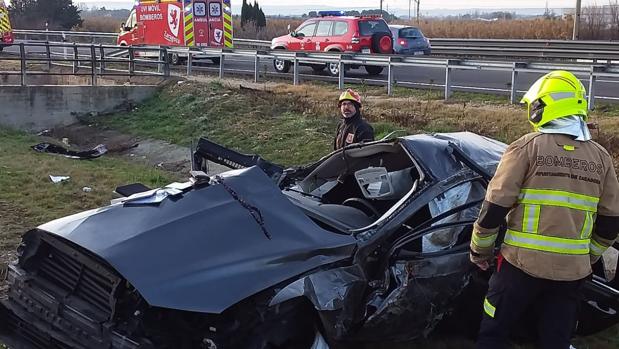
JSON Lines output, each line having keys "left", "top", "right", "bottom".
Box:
{"left": 0, "top": 0, "right": 14, "bottom": 52}
{"left": 117, "top": 0, "right": 233, "bottom": 64}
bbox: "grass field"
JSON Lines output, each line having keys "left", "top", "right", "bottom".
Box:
{"left": 1, "top": 77, "right": 619, "bottom": 348}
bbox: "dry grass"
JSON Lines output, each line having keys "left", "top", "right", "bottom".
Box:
{"left": 393, "top": 18, "right": 574, "bottom": 40}
{"left": 76, "top": 16, "right": 122, "bottom": 33}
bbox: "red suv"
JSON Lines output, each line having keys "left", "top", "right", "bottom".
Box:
{"left": 270, "top": 12, "right": 393, "bottom": 76}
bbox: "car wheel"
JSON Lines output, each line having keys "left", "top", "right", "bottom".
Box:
{"left": 327, "top": 62, "right": 340, "bottom": 77}
{"left": 210, "top": 57, "right": 221, "bottom": 65}
{"left": 311, "top": 64, "right": 326, "bottom": 73}
{"left": 364, "top": 65, "right": 384, "bottom": 76}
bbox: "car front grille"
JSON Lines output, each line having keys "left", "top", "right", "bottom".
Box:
{"left": 36, "top": 240, "right": 118, "bottom": 318}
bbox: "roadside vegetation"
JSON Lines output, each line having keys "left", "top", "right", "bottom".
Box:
{"left": 0, "top": 127, "right": 175, "bottom": 267}
{"left": 1, "top": 77, "right": 618, "bottom": 348}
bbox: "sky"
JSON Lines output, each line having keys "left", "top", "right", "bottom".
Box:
{"left": 71, "top": 0, "right": 603, "bottom": 10}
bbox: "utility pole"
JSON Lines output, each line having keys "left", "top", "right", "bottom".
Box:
{"left": 380, "top": 0, "right": 383, "bottom": 16}
{"left": 409, "top": 0, "right": 411, "bottom": 20}
{"left": 573, "top": 0, "right": 582, "bottom": 40}
{"left": 416, "top": 0, "right": 420, "bottom": 24}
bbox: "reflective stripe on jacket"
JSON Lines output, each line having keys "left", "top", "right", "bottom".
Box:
{"left": 475, "top": 132, "right": 619, "bottom": 281}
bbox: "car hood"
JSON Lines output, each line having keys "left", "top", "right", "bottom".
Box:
{"left": 38, "top": 167, "right": 357, "bottom": 314}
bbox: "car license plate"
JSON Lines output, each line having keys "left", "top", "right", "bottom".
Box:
{"left": 362, "top": 48, "right": 371, "bottom": 54}
{"left": 414, "top": 51, "right": 424, "bottom": 56}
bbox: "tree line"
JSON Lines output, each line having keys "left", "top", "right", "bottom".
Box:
{"left": 8, "top": 0, "right": 81, "bottom": 30}
{"left": 240, "top": 0, "right": 267, "bottom": 28}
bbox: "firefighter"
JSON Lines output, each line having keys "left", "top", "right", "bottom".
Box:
{"left": 334, "top": 89, "right": 374, "bottom": 150}
{"left": 470, "top": 70, "right": 619, "bottom": 349}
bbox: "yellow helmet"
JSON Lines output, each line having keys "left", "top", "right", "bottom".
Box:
{"left": 338, "top": 89, "right": 362, "bottom": 107}
{"left": 520, "top": 70, "right": 588, "bottom": 129}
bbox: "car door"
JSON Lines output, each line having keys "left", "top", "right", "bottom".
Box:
{"left": 356, "top": 178, "right": 487, "bottom": 341}
{"left": 290, "top": 21, "right": 316, "bottom": 51}
{"left": 313, "top": 20, "right": 332, "bottom": 51}
{"left": 331, "top": 20, "right": 349, "bottom": 51}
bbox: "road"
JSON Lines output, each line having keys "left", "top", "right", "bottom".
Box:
{"left": 4, "top": 41, "right": 619, "bottom": 102}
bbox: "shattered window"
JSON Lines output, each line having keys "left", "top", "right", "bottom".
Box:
{"left": 422, "top": 181, "right": 485, "bottom": 252}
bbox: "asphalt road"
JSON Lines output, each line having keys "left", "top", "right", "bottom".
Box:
{"left": 4, "top": 41, "right": 619, "bottom": 102}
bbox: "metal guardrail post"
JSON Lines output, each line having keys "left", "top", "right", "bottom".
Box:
{"left": 588, "top": 65, "right": 605, "bottom": 111}
{"left": 187, "top": 51, "right": 193, "bottom": 76}
{"left": 45, "top": 41, "right": 52, "bottom": 72}
{"left": 338, "top": 59, "right": 345, "bottom": 90}
{"left": 157, "top": 49, "right": 164, "bottom": 74}
{"left": 162, "top": 48, "right": 170, "bottom": 77}
{"left": 90, "top": 45, "right": 97, "bottom": 86}
{"left": 387, "top": 57, "right": 402, "bottom": 96}
{"left": 254, "top": 53, "right": 260, "bottom": 83}
{"left": 445, "top": 59, "right": 459, "bottom": 100}
{"left": 293, "top": 53, "right": 300, "bottom": 86}
{"left": 19, "top": 43, "right": 26, "bottom": 86}
{"left": 128, "top": 46, "right": 135, "bottom": 75}
{"left": 219, "top": 51, "right": 225, "bottom": 79}
{"left": 73, "top": 43, "right": 79, "bottom": 74}
{"left": 99, "top": 44, "right": 106, "bottom": 74}
{"left": 510, "top": 62, "right": 527, "bottom": 104}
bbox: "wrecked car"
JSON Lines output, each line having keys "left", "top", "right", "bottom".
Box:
{"left": 1, "top": 132, "right": 618, "bottom": 349}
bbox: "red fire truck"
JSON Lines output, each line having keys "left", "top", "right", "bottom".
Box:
{"left": 0, "top": 0, "right": 14, "bottom": 52}
{"left": 117, "top": 0, "right": 233, "bottom": 64}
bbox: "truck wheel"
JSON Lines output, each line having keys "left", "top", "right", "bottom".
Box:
{"left": 169, "top": 52, "right": 183, "bottom": 65}
{"left": 365, "top": 65, "right": 384, "bottom": 76}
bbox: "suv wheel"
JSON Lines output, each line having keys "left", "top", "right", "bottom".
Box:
{"left": 365, "top": 65, "right": 383, "bottom": 76}
{"left": 273, "top": 49, "right": 291, "bottom": 73}
{"left": 311, "top": 64, "right": 326, "bottom": 73}
{"left": 371, "top": 32, "right": 393, "bottom": 54}
{"left": 327, "top": 62, "right": 340, "bottom": 77}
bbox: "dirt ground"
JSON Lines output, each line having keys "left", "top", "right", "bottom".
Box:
{"left": 41, "top": 123, "right": 229, "bottom": 175}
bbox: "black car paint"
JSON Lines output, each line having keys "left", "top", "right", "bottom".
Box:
{"left": 1, "top": 132, "right": 617, "bottom": 348}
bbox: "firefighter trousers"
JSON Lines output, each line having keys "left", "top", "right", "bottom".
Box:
{"left": 476, "top": 258, "right": 586, "bottom": 349}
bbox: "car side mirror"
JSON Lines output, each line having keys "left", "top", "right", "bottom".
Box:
{"left": 295, "top": 32, "right": 305, "bottom": 38}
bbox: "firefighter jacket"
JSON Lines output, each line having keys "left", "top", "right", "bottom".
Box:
{"left": 471, "top": 132, "right": 619, "bottom": 281}
{"left": 334, "top": 113, "right": 374, "bottom": 150}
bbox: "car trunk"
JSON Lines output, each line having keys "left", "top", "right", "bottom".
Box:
{"left": 397, "top": 27, "right": 427, "bottom": 50}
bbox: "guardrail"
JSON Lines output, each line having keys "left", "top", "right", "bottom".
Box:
{"left": 0, "top": 41, "right": 170, "bottom": 85}
{"left": 12, "top": 29, "right": 619, "bottom": 61}
{"left": 2, "top": 41, "right": 618, "bottom": 109}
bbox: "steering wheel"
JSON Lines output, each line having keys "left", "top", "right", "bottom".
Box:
{"left": 342, "top": 198, "right": 380, "bottom": 219}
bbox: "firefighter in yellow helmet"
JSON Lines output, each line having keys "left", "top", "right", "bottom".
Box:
{"left": 334, "top": 89, "right": 374, "bottom": 150}
{"left": 470, "top": 70, "right": 619, "bottom": 349}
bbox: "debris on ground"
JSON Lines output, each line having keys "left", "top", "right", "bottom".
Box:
{"left": 49, "top": 175, "right": 70, "bottom": 184}
{"left": 32, "top": 143, "right": 108, "bottom": 159}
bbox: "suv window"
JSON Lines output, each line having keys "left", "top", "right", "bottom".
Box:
{"left": 333, "top": 21, "right": 348, "bottom": 36}
{"left": 358, "top": 20, "right": 390, "bottom": 36}
{"left": 296, "top": 22, "right": 317, "bottom": 37}
{"left": 315, "top": 21, "right": 333, "bottom": 36}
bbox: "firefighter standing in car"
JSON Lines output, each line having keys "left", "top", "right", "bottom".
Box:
{"left": 470, "top": 70, "right": 619, "bottom": 349}
{"left": 334, "top": 89, "right": 375, "bottom": 150}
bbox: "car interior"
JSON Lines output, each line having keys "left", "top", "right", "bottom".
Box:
{"left": 283, "top": 141, "right": 423, "bottom": 233}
